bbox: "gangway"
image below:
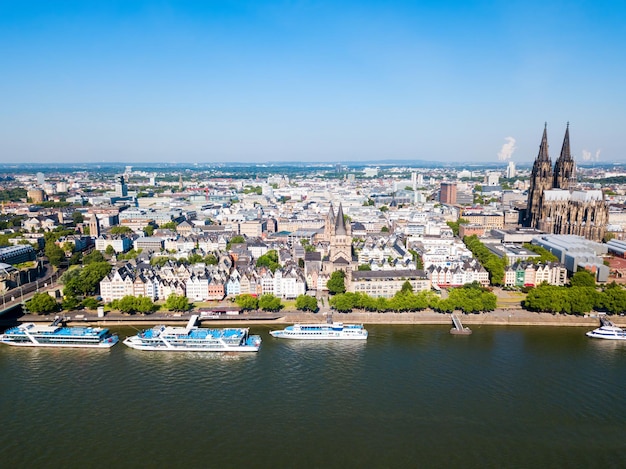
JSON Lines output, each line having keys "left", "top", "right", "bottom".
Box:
{"left": 450, "top": 313, "right": 472, "bottom": 335}
{"left": 599, "top": 314, "right": 614, "bottom": 328}
{"left": 185, "top": 314, "right": 199, "bottom": 332}
{"left": 51, "top": 316, "right": 64, "bottom": 327}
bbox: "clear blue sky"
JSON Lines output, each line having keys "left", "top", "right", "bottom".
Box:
{"left": 1, "top": 1, "right": 624, "bottom": 164}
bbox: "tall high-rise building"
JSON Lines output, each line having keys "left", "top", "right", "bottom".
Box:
{"left": 114, "top": 176, "right": 128, "bottom": 197}
{"left": 440, "top": 182, "right": 457, "bottom": 205}
{"left": 505, "top": 161, "right": 516, "bottom": 179}
{"left": 88, "top": 215, "right": 100, "bottom": 237}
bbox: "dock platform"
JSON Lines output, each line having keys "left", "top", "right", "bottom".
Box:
{"left": 450, "top": 314, "right": 472, "bottom": 335}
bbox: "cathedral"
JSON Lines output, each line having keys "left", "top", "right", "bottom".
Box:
{"left": 524, "top": 124, "right": 608, "bottom": 242}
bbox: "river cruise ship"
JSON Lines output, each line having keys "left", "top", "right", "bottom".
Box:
{"left": 270, "top": 323, "right": 368, "bottom": 340}
{"left": 0, "top": 321, "right": 119, "bottom": 348}
{"left": 123, "top": 315, "right": 262, "bottom": 352}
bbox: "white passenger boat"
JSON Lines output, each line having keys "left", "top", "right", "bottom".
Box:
{"left": 123, "top": 315, "right": 261, "bottom": 352}
{"left": 586, "top": 325, "right": 626, "bottom": 340}
{"left": 270, "top": 323, "right": 368, "bottom": 340}
{"left": 0, "top": 321, "right": 118, "bottom": 348}
{"left": 586, "top": 315, "right": 626, "bottom": 340}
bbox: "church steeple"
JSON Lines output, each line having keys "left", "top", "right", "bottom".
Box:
{"left": 524, "top": 123, "right": 554, "bottom": 228}
{"left": 538, "top": 122, "right": 550, "bottom": 162}
{"left": 334, "top": 203, "right": 347, "bottom": 235}
{"left": 328, "top": 202, "right": 335, "bottom": 223}
{"left": 553, "top": 122, "right": 575, "bottom": 190}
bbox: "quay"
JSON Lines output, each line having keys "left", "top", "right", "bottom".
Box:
{"left": 1, "top": 311, "right": 282, "bottom": 328}
{"left": 1, "top": 308, "right": 623, "bottom": 329}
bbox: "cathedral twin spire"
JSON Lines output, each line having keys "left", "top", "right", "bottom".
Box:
{"left": 524, "top": 123, "right": 576, "bottom": 228}
{"left": 531, "top": 122, "right": 575, "bottom": 190}
{"left": 553, "top": 123, "right": 575, "bottom": 190}
{"left": 537, "top": 122, "right": 550, "bottom": 162}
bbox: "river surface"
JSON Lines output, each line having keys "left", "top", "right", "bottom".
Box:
{"left": 1, "top": 324, "right": 626, "bottom": 468}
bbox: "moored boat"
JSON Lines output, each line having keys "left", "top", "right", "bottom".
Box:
{"left": 270, "top": 322, "right": 368, "bottom": 340}
{"left": 123, "top": 315, "right": 261, "bottom": 352}
{"left": 586, "top": 325, "right": 626, "bottom": 340}
{"left": 0, "top": 322, "right": 119, "bottom": 348}
{"left": 586, "top": 315, "right": 626, "bottom": 340}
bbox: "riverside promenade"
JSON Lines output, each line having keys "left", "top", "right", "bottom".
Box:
{"left": 14, "top": 307, "right": 622, "bottom": 328}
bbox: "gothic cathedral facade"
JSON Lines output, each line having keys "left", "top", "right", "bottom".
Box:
{"left": 524, "top": 124, "right": 608, "bottom": 242}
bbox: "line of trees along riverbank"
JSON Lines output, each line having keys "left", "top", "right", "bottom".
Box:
{"left": 330, "top": 281, "right": 497, "bottom": 313}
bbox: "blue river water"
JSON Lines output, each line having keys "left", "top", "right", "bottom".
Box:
{"left": 1, "top": 324, "right": 626, "bottom": 468}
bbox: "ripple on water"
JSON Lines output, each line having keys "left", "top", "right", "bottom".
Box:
{"left": 2, "top": 325, "right": 626, "bottom": 468}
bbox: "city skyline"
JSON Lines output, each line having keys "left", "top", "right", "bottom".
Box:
{"left": 1, "top": 1, "right": 624, "bottom": 164}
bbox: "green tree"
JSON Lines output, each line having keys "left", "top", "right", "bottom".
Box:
{"left": 0, "top": 187, "right": 27, "bottom": 202}
{"left": 358, "top": 264, "right": 371, "bottom": 271}
{"left": 409, "top": 249, "right": 424, "bottom": 269}
{"left": 447, "top": 218, "right": 469, "bottom": 237}
{"left": 83, "top": 250, "right": 105, "bottom": 264}
{"left": 72, "top": 211, "right": 84, "bottom": 225}
{"left": 329, "top": 293, "right": 355, "bottom": 312}
{"left": 144, "top": 224, "right": 155, "bottom": 236}
{"left": 187, "top": 253, "right": 204, "bottom": 264}
{"left": 45, "top": 241, "right": 65, "bottom": 267}
{"left": 164, "top": 293, "right": 191, "bottom": 312}
{"left": 227, "top": 235, "right": 246, "bottom": 249}
{"left": 256, "top": 250, "right": 280, "bottom": 272}
{"left": 135, "top": 296, "right": 157, "bottom": 314}
{"left": 258, "top": 294, "right": 283, "bottom": 312}
{"left": 301, "top": 239, "right": 316, "bottom": 253}
{"left": 603, "top": 232, "right": 616, "bottom": 243}
{"left": 568, "top": 287, "right": 597, "bottom": 315}
{"left": 463, "top": 235, "right": 506, "bottom": 286}
{"left": 327, "top": 270, "right": 346, "bottom": 295}
{"left": 104, "top": 245, "right": 116, "bottom": 256}
{"left": 69, "top": 252, "right": 82, "bottom": 265}
{"left": 25, "top": 292, "right": 59, "bottom": 314}
{"left": 570, "top": 270, "right": 596, "bottom": 287}
{"left": 523, "top": 284, "right": 566, "bottom": 313}
{"left": 112, "top": 295, "right": 155, "bottom": 314}
{"left": 522, "top": 243, "right": 559, "bottom": 263}
{"left": 81, "top": 297, "right": 100, "bottom": 310}
{"left": 150, "top": 256, "right": 171, "bottom": 267}
{"left": 204, "top": 254, "right": 218, "bottom": 265}
{"left": 160, "top": 221, "right": 177, "bottom": 230}
{"left": 381, "top": 226, "right": 389, "bottom": 233}
{"left": 62, "top": 295, "right": 81, "bottom": 311}
{"left": 235, "top": 294, "right": 258, "bottom": 311}
{"left": 598, "top": 285, "right": 626, "bottom": 314}
{"left": 80, "top": 262, "right": 112, "bottom": 295}
{"left": 400, "top": 280, "right": 413, "bottom": 294}
{"left": 110, "top": 226, "right": 133, "bottom": 236}
{"left": 295, "top": 295, "right": 318, "bottom": 312}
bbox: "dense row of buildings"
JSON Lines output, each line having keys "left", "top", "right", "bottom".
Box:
{"left": 2, "top": 129, "right": 623, "bottom": 303}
